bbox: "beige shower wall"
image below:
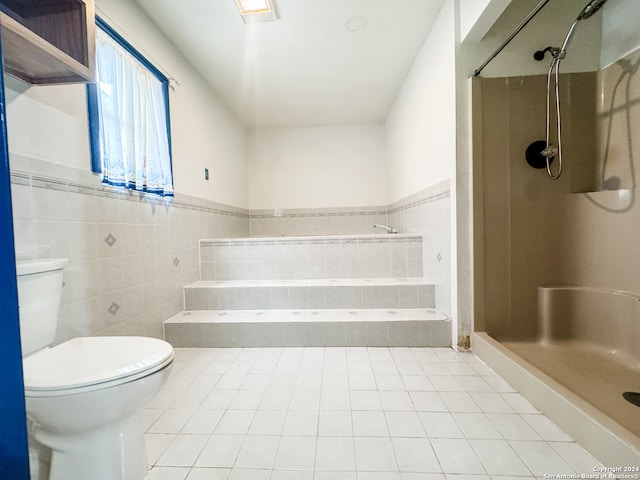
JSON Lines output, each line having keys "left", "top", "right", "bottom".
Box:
{"left": 473, "top": 73, "right": 597, "bottom": 340}
{"left": 560, "top": 48, "right": 640, "bottom": 295}
{"left": 474, "top": 46, "right": 640, "bottom": 340}
{"left": 596, "top": 48, "right": 640, "bottom": 190}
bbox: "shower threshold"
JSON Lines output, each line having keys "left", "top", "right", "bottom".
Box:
{"left": 502, "top": 339, "right": 640, "bottom": 439}
{"left": 472, "top": 332, "right": 640, "bottom": 466}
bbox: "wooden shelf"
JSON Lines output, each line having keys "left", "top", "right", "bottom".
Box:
{"left": 0, "top": 0, "right": 94, "bottom": 84}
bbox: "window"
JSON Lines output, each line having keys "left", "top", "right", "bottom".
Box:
{"left": 87, "top": 17, "right": 173, "bottom": 197}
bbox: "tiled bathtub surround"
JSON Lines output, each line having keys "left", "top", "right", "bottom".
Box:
{"left": 200, "top": 235, "right": 424, "bottom": 281}
{"left": 170, "top": 233, "right": 448, "bottom": 348}
{"left": 388, "top": 180, "right": 451, "bottom": 319}
{"left": 245, "top": 183, "right": 452, "bottom": 321}
{"left": 249, "top": 206, "right": 388, "bottom": 237}
{"left": 10, "top": 155, "right": 249, "bottom": 342}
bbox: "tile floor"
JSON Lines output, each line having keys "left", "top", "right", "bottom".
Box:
{"left": 144, "top": 347, "right": 603, "bottom": 480}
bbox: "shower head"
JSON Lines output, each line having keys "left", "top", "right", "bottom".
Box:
{"left": 534, "top": 46, "right": 558, "bottom": 61}
{"left": 557, "top": 0, "right": 609, "bottom": 57}
{"left": 576, "top": 0, "right": 609, "bottom": 20}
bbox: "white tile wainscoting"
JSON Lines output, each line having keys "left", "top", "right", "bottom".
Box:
{"left": 10, "top": 157, "right": 250, "bottom": 343}
{"left": 10, "top": 154, "right": 453, "bottom": 343}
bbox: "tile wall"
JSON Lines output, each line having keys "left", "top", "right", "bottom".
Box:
{"left": 389, "top": 180, "right": 452, "bottom": 318}
{"left": 247, "top": 182, "right": 452, "bottom": 317}
{"left": 249, "top": 206, "right": 388, "bottom": 237}
{"left": 10, "top": 155, "right": 249, "bottom": 342}
{"left": 10, "top": 154, "right": 453, "bottom": 343}
{"left": 199, "top": 235, "right": 424, "bottom": 281}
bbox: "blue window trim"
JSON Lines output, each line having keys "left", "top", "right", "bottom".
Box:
{"left": 87, "top": 16, "right": 173, "bottom": 190}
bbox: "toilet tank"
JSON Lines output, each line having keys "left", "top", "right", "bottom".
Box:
{"left": 16, "top": 258, "right": 68, "bottom": 356}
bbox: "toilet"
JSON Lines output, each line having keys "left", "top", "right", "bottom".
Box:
{"left": 16, "top": 258, "right": 174, "bottom": 480}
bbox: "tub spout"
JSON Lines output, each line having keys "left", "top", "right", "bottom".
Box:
{"left": 372, "top": 224, "right": 398, "bottom": 234}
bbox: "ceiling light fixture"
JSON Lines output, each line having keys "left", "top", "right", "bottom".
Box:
{"left": 344, "top": 16, "right": 368, "bottom": 32}
{"left": 234, "top": 0, "right": 277, "bottom": 23}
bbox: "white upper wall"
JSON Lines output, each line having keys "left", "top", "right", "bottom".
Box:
{"left": 459, "top": 0, "right": 510, "bottom": 44}
{"left": 4, "top": 80, "right": 91, "bottom": 172}
{"left": 4, "top": 0, "right": 248, "bottom": 208}
{"left": 385, "top": 0, "right": 456, "bottom": 203}
{"left": 247, "top": 124, "right": 388, "bottom": 209}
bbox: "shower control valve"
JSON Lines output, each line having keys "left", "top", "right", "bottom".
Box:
{"left": 541, "top": 145, "right": 558, "bottom": 158}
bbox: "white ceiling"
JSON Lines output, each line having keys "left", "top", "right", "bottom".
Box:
{"left": 133, "top": 0, "right": 446, "bottom": 128}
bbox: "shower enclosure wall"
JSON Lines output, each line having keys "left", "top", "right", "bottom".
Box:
{"left": 471, "top": 44, "right": 640, "bottom": 463}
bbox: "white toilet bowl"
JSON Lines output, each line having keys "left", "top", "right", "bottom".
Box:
{"left": 16, "top": 259, "right": 175, "bottom": 480}
{"left": 23, "top": 336, "right": 174, "bottom": 480}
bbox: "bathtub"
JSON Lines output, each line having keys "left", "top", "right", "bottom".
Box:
{"left": 473, "top": 286, "right": 640, "bottom": 465}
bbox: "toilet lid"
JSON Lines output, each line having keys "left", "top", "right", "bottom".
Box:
{"left": 23, "top": 336, "right": 174, "bottom": 392}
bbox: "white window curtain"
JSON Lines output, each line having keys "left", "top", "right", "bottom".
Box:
{"left": 95, "top": 29, "right": 173, "bottom": 196}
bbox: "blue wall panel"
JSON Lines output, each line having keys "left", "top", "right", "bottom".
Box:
{"left": 0, "top": 35, "right": 30, "bottom": 479}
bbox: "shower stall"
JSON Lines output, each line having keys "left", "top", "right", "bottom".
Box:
{"left": 469, "top": 0, "right": 640, "bottom": 466}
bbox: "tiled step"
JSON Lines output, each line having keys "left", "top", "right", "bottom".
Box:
{"left": 164, "top": 308, "right": 450, "bottom": 348}
{"left": 184, "top": 278, "right": 435, "bottom": 311}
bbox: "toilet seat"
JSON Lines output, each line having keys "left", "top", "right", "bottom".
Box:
{"left": 23, "top": 336, "right": 174, "bottom": 397}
